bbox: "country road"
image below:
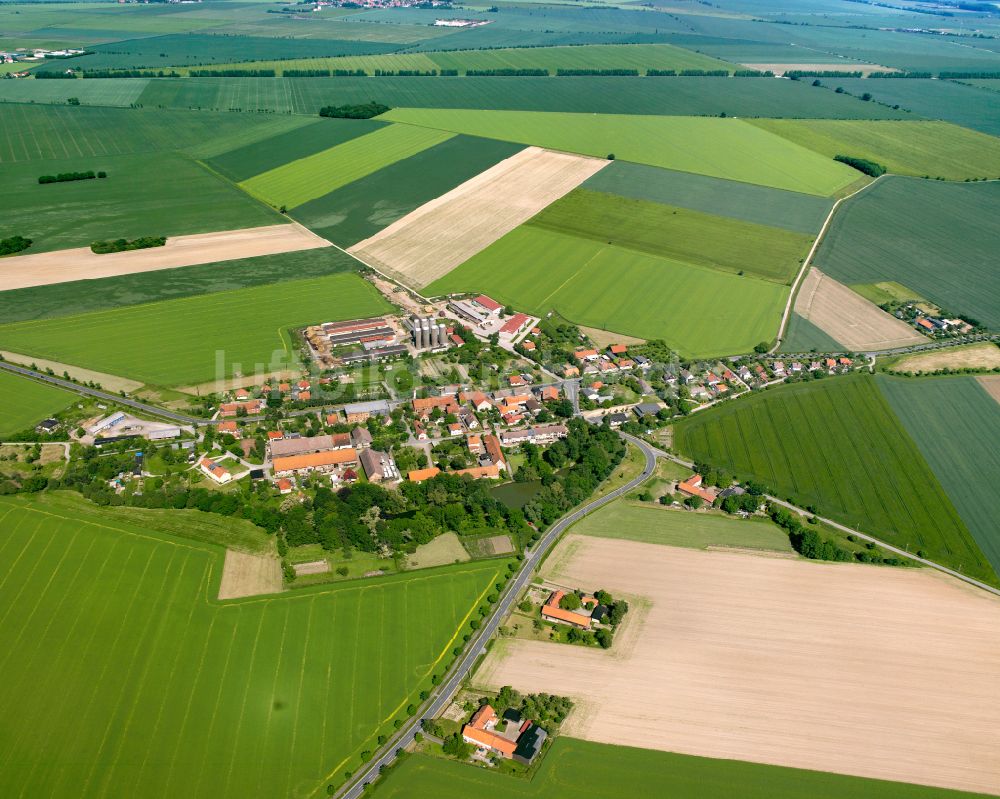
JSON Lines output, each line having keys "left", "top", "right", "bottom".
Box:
{"left": 332, "top": 434, "right": 658, "bottom": 798}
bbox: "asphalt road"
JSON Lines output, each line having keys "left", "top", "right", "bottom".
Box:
{"left": 335, "top": 434, "right": 657, "bottom": 798}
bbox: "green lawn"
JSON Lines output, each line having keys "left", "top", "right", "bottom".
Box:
{"left": 750, "top": 119, "right": 1000, "bottom": 182}
{"left": 201, "top": 42, "right": 733, "bottom": 76}
{"left": 0, "top": 272, "right": 394, "bottom": 386}
{"left": 673, "top": 374, "right": 994, "bottom": 585}
{"left": 0, "top": 492, "right": 504, "bottom": 799}
{"left": 380, "top": 109, "right": 860, "bottom": 196}
{"left": 572, "top": 501, "right": 793, "bottom": 552}
{"left": 426, "top": 226, "right": 787, "bottom": 357}
{"left": 1, "top": 151, "right": 281, "bottom": 254}
{"left": 0, "top": 369, "right": 76, "bottom": 437}
{"left": 531, "top": 189, "right": 813, "bottom": 284}
{"left": 877, "top": 375, "right": 1000, "bottom": 580}
{"left": 813, "top": 176, "right": 1000, "bottom": 330}
{"left": 582, "top": 160, "right": 833, "bottom": 235}
{"left": 239, "top": 124, "right": 455, "bottom": 209}
{"left": 372, "top": 739, "right": 985, "bottom": 799}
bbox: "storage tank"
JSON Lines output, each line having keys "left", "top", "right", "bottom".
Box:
{"left": 436, "top": 324, "right": 447, "bottom": 347}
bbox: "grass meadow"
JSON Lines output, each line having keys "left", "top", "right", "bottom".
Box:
{"left": 0, "top": 493, "right": 504, "bottom": 799}
{"left": 239, "top": 124, "right": 454, "bottom": 209}
{"left": 0, "top": 247, "right": 359, "bottom": 324}
{"left": 878, "top": 375, "right": 1000, "bottom": 580}
{"left": 426, "top": 226, "right": 787, "bottom": 357}
{"left": 572, "top": 501, "right": 793, "bottom": 552}
{"left": 190, "top": 42, "right": 733, "bottom": 76}
{"left": 673, "top": 374, "right": 995, "bottom": 585}
{"left": 381, "top": 110, "right": 860, "bottom": 195}
{"left": 372, "top": 739, "right": 985, "bottom": 799}
{"left": 0, "top": 370, "right": 76, "bottom": 436}
{"left": 814, "top": 177, "right": 1000, "bottom": 330}
{"left": 531, "top": 189, "right": 813, "bottom": 284}
{"left": 1, "top": 151, "right": 281, "bottom": 253}
{"left": 292, "top": 135, "right": 522, "bottom": 247}
{"left": 583, "top": 160, "right": 833, "bottom": 235}
{"left": 750, "top": 119, "right": 1000, "bottom": 182}
{"left": 0, "top": 272, "right": 393, "bottom": 386}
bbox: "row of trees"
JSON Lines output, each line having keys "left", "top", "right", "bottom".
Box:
{"left": 90, "top": 236, "right": 166, "bottom": 254}
{"left": 834, "top": 154, "right": 886, "bottom": 177}
{"left": 319, "top": 101, "right": 389, "bottom": 119}
{"left": 38, "top": 170, "right": 106, "bottom": 184}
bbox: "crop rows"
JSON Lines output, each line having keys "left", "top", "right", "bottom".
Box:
{"left": 674, "top": 375, "right": 994, "bottom": 584}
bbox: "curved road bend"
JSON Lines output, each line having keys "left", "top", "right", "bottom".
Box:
{"left": 335, "top": 436, "right": 658, "bottom": 799}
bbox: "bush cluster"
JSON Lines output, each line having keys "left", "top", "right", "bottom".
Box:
{"left": 91, "top": 236, "right": 166, "bottom": 254}
{"left": 38, "top": 170, "right": 106, "bottom": 184}
{"left": 319, "top": 102, "right": 389, "bottom": 119}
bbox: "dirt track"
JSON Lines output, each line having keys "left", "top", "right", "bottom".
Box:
{"left": 347, "top": 147, "right": 607, "bottom": 289}
{"left": 479, "top": 535, "right": 1000, "bottom": 795}
{"left": 794, "top": 268, "right": 925, "bottom": 350}
{"left": 0, "top": 224, "right": 330, "bottom": 291}
{"left": 218, "top": 549, "right": 283, "bottom": 600}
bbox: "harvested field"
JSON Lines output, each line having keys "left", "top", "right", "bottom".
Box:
{"left": 347, "top": 147, "right": 606, "bottom": 288}
{"left": 217, "top": 549, "right": 283, "bottom": 599}
{"left": 891, "top": 344, "right": 1000, "bottom": 373}
{"left": 578, "top": 326, "right": 645, "bottom": 349}
{"left": 0, "top": 349, "right": 143, "bottom": 393}
{"left": 479, "top": 535, "right": 1000, "bottom": 795}
{"left": 980, "top": 375, "right": 1000, "bottom": 406}
{"left": 292, "top": 560, "right": 331, "bottom": 577}
{"left": 0, "top": 224, "right": 330, "bottom": 292}
{"left": 794, "top": 268, "right": 924, "bottom": 350}
{"left": 407, "top": 532, "right": 471, "bottom": 569}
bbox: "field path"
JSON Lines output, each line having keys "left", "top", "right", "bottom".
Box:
{"left": 0, "top": 223, "right": 329, "bottom": 291}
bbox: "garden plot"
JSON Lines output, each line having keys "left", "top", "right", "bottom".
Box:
{"left": 347, "top": 147, "right": 606, "bottom": 288}
{"left": 794, "top": 268, "right": 923, "bottom": 351}
{"left": 478, "top": 535, "right": 1000, "bottom": 796}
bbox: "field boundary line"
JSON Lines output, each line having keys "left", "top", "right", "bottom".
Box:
{"left": 771, "top": 174, "right": 885, "bottom": 353}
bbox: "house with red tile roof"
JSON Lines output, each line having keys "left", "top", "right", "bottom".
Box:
{"left": 217, "top": 421, "right": 238, "bottom": 434}
{"left": 408, "top": 467, "right": 441, "bottom": 483}
{"left": 677, "top": 474, "right": 716, "bottom": 503}
{"left": 276, "top": 478, "right": 293, "bottom": 495}
{"left": 541, "top": 590, "right": 593, "bottom": 629}
{"left": 500, "top": 312, "right": 531, "bottom": 336}
{"left": 573, "top": 348, "right": 599, "bottom": 362}
{"left": 472, "top": 295, "right": 502, "bottom": 315}
{"left": 608, "top": 344, "right": 627, "bottom": 356}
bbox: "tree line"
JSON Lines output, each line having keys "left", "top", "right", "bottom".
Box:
{"left": 38, "top": 169, "right": 106, "bottom": 184}
{"left": 91, "top": 236, "right": 166, "bottom": 254}
{"left": 319, "top": 101, "right": 389, "bottom": 119}
{"left": 835, "top": 154, "right": 886, "bottom": 177}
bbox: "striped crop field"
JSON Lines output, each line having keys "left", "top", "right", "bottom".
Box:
{"left": 0, "top": 493, "right": 505, "bottom": 799}
{"left": 673, "top": 374, "right": 995, "bottom": 585}
{"left": 380, "top": 110, "right": 860, "bottom": 196}
{"left": 878, "top": 375, "right": 1000, "bottom": 580}
{"left": 0, "top": 272, "right": 393, "bottom": 386}
{"left": 239, "top": 124, "right": 454, "bottom": 209}
{"left": 0, "top": 369, "right": 75, "bottom": 436}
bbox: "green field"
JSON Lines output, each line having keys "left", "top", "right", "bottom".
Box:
{"left": 239, "top": 124, "right": 454, "bottom": 209}
{"left": 1, "top": 151, "right": 281, "bottom": 253}
{"left": 583, "top": 160, "right": 833, "bottom": 235}
{"left": 426, "top": 226, "right": 787, "bottom": 357}
{"left": 292, "top": 135, "right": 522, "bottom": 247}
{"left": 780, "top": 311, "right": 844, "bottom": 353}
{"left": 381, "top": 110, "right": 859, "bottom": 195}
{"left": 372, "top": 739, "right": 986, "bottom": 799}
{"left": 0, "top": 272, "right": 394, "bottom": 386}
{"left": 572, "top": 501, "right": 793, "bottom": 551}
{"left": 0, "top": 247, "right": 360, "bottom": 324}
{"left": 673, "top": 374, "right": 994, "bottom": 584}
{"left": 750, "top": 119, "right": 1000, "bottom": 182}
{"left": 201, "top": 42, "right": 733, "bottom": 76}
{"left": 0, "top": 103, "right": 307, "bottom": 164}
{"left": 0, "top": 370, "right": 76, "bottom": 436}
{"left": 878, "top": 375, "right": 1000, "bottom": 579}
{"left": 62, "top": 75, "right": 913, "bottom": 118}
{"left": 814, "top": 177, "right": 1000, "bottom": 330}
{"left": 204, "top": 117, "right": 386, "bottom": 183}
{"left": 0, "top": 492, "right": 503, "bottom": 799}
{"left": 531, "top": 189, "right": 813, "bottom": 284}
